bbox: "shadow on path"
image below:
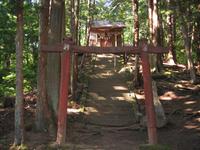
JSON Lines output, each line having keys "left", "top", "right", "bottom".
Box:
{"left": 68, "top": 54, "right": 146, "bottom": 150}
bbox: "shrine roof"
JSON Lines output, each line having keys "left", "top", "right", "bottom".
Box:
{"left": 90, "top": 20, "right": 126, "bottom": 29}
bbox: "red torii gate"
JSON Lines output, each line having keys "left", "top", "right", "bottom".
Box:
{"left": 41, "top": 38, "right": 168, "bottom": 145}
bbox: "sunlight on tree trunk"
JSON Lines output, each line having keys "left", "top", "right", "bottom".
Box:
{"left": 166, "top": 0, "right": 177, "bottom": 65}
{"left": 132, "top": 0, "right": 140, "bottom": 86}
{"left": 70, "top": 0, "right": 80, "bottom": 99}
{"left": 148, "top": 0, "right": 158, "bottom": 73}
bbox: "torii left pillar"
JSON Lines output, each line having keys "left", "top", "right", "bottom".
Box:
{"left": 56, "top": 46, "right": 71, "bottom": 144}
{"left": 140, "top": 40, "right": 157, "bottom": 144}
{"left": 42, "top": 38, "right": 71, "bottom": 144}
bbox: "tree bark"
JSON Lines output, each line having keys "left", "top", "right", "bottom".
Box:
{"left": 166, "top": 0, "right": 177, "bottom": 64}
{"left": 147, "top": 0, "right": 167, "bottom": 131}
{"left": 36, "top": 0, "right": 51, "bottom": 132}
{"left": 196, "top": 20, "right": 200, "bottom": 63}
{"left": 46, "top": 0, "right": 65, "bottom": 134}
{"left": 148, "top": 0, "right": 158, "bottom": 72}
{"left": 132, "top": 0, "right": 140, "bottom": 86}
{"left": 148, "top": 0, "right": 164, "bottom": 72}
{"left": 176, "top": 1, "right": 196, "bottom": 83}
{"left": 193, "top": 18, "right": 200, "bottom": 73}
{"left": 148, "top": 0, "right": 153, "bottom": 40}
{"left": 80, "top": 0, "right": 92, "bottom": 68}
{"left": 182, "top": 25, "right": 197, "bottom": 83}
{"left": 86, "top": 0, "right": 92, "bottom": 46}
{"left": 15, "top": 0, "right": 24, "bottom": 145}
{"left": 70, "top": 0, "right": 80, "bottom": 99}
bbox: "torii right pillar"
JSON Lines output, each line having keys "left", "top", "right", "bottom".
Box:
{"left": 140, "top": 40, "right": 158, "bottom": 144}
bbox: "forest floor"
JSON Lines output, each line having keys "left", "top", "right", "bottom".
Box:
{"left": 0, "top": 54, "right": 200, "bottom": 150}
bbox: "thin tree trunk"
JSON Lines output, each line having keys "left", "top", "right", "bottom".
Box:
{"left": 70, "top": 0, "right": 78, "bottom": 99}
{"left": 193, "top": 19, "right": 200, "bottom": 73}
{"left": 156, "top": 0, "right": 164, "bottom": 72}
{"left": 36, "top": 0, "right": 51, "bottom": 131}
{"left": 182, "top": 25, "right": 197, "bottom": 83}
{"left": 15, "top": 0, "right": 24, "bottom": 145}
{"left": 148, "top": 0, "right": 153, "bottom": 40}
{"left": 132, "top": 0, "right": 140, "bottom": 86}
{"left": 86, "top": 0, "right": 92, "bottom": 46}
{"left": 70, "top": 0, "right": 76, "bottom": 43}
{"left": 148, "top": 0, "right": 158, "bottom": 72}
{"left": 176, "top": 2, "right": 196, "bottom": 83}
{"left": 152, "top": 0, "right": 158, "bottom": 46}
{"left": 74, "top": 0, "right": 80, "bottom": 99}
{"left": 166, "top": 0, "right": 177, "bottom": 64}
{"left": 75, "top": 0, "right": 80, "bottom": 43}
{"left": 148, "top": 0, "right": 163, "bottom": 72}
{"left": 196, "top": 20, "right": 200, "bottom": 63}
{"left": 80, "top": 0, "right": 92, "bottom": 68}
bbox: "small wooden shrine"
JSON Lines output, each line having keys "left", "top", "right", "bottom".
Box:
{"left": 89, "top": 20, "right": 126, "bottom": 47}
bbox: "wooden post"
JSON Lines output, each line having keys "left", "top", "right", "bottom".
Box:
{"left": 140, "top": 40, "right": 157, "bottom": 144}
{"left": 56, "top": 49, "right": 70, "bottom": 144}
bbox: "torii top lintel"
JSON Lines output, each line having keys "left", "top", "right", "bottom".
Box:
{"left": 41, "top": 38, "right": 169, "bottom": 54}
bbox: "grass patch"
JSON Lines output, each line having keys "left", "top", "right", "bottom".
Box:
{"left": 139, "top": 144, "right": 172, "bottom": 150}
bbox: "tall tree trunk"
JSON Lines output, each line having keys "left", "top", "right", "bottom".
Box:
{"left": 70, "top": 0, "right": 80, "bottom": 43}
{"left": 176, "top": 2, "right": 196, "bottom": 83}
{"left": 15, "top": 0, "right": 24, "bottom": 145}
{"left": 156, "top": 0, "right": 164, "bottom": 72}
{"left": 80, "top": 0, "right": 92, "bottom": 68}
{"left": 147, "top": 0, "right": 167, "bottom": 129}
{"left": 196, "top": 20, "right": 200, "bottom": 63}
{"left": 148, "top": 0, "right": 153, "bottom": 40}
{"left": 75, "top": 0, "right": 80, "bottom": 43}
{"left": 70, "top": 0, "right": 79, "bottom": 99}
{"left": 70, "top": 0, "right": 76, "bottom": 43}
{"left": 148, "top": 0, "right": 163, "bottom": 72}
{"left": 46, "top": 0, "right": 65, "bottom": 134}
{"left": 36, "top": 0, "right": 50, "bottom": 132}
{"left": 86, "top": 0, "right": 92, "bottom": 46}
{"left": 148, "top": 0, "right": 158, "bottom": 72}
{"left": 152, "top": 0, "right": 158, "bottom": 46}
{"left": 166, "top": 0, "right": 177, "bottom": 64}
{"left": 70, "top": 0, "right": 75, "bottom": 98}
{"left": 182, "top": 25, "right": 197, "bottom": 83}
{"left": 74, "top": 0, "right": 80, "bottom": 92}
{"left": 193, "top": 19, "right": 200, "bottom": 73}
{"left": 132, "top": 0, "right": 140, "bottom": 86}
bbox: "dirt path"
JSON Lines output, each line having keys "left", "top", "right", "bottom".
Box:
{"left": 68, "top": 54, "right": 200, "bottom": 150}
{"left": 1, "top": 54, "right": 200, "bottom": 150}
{"left": 68, "top": 54, "right": 146, "bottom": 150}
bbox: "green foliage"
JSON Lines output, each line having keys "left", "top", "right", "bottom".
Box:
{"left": 0, "top": 1, "right": 39, "bottom": 97}
{"left": 176, "top": 48, "right": 187, "bottom": 64}
{"left": 0, "top": 0, "right": 199, "bottom": 97}
{"left": 10, "top": 144, "right": 28, "bottom": 150}
{"left": 139, "top": 144, "right": 172, "bottom": 150}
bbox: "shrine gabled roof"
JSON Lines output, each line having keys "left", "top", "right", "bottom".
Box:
{"left": 90, "top": 20, "right": 126, "bottom": 29}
